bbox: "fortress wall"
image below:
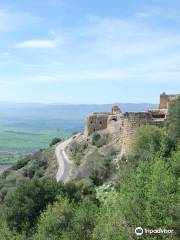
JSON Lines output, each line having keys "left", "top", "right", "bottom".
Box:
{"left": 121, "top": 112, "right": 152, "bottom": 154}
{"left": 107, "top": 114, "right": 124, "bottom": 133}
{"left": 83, "top": 93, "right": 179, "bottom": 156}
{"left": 84, "top": 113, "right": 109, "bottom": 136}
{"left": 160, "top": 93, "right": 180, "bottom": 109}
{"left": 160, "top": 94, "right": 169, "bottom": 109}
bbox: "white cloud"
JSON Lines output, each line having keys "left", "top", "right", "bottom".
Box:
{"left": 15, "top": 33, "right": 64, "bottom": 49}
{"left": 16, "top": 40, "right": 57, "bottom": 49}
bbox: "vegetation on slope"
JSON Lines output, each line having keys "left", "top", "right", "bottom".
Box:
{"left": 0, "top": 147, "right": 57, "bottom": 204}
{"left": 0, "top": 97, "right": 179, "bottom": 239}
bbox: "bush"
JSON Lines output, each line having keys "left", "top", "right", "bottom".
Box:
{"left": 12, "top": 156, "right": 32, "bottom": 171}
{"left": 34, "top": 196, "right": 98, "bottom": 240}
{"left": 90, "top": 157, "right": 113, "bottom": 186}
{"left": 4, "top": 178, "right": 63, "bottom": 234}
{"left": 73, "top": 144, "right": 87, "bottom": 166}
{"left": 22, "top": 158, "right": 47, "bottom": 179}
{"left": 132, "top": 125, "right": 164, "bottom": 155}
{"left": 23, "top": 164, "right": 36, "bottom": 178}
{"left": 0, "top": 188, "right": 8, "bottom": 202}
{"left": 92, "top": 133, "right": 107, "bottom": 147}
{"left": 33, "top": 197, "right": 75, "bottom": 240}
{"left": 89, "top": 169, "right": 103, "bottom": 186}
{"left": 49, "top": 137, "right": 62, "bottom": 146}
{"left": 64, "top": 180, "right": 97, "bottom": 203}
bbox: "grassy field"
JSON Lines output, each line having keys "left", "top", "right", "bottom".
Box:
{"left": 0, "top": 127, "right": 71, "bottom": 164}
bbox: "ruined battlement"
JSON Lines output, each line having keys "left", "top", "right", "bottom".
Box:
{"left": 159, "top": 92, "right": 180, "bottom": 109}
{"left": 84, "top": 93, "right": 179, "bottom": 154}
{"left": 84, "top": 106, "right": 122, "bottom": 136}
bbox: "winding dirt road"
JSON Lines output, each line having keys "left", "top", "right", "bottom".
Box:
{"left": 55, "top": 137, "right": 73, "bottom": 182}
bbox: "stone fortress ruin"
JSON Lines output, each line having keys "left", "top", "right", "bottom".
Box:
{"left": 84, "top": 93, "right": 180, "bottom": 154}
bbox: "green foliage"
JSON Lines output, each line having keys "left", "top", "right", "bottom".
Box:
{"left": 64, "top": 180, "right": 97, "bottom": 203}
{"left": 73, "top": 144, "right": 87, "bottom": 166}
{"left": 166, "top": 97, "right": 180, "bottom": 144}
{"left": 34, "top": 196, "right": 98, "bottom": 240}
{"left": 12, "top": 156, "right": 32, "bottom": 170}
{"left": 0, "top": 221, "right": 24, "bottom": 240}
{"left": 4, "top": 178, "right": 63, "bottom": 234}
{"left": 33, "top": 197, "right": 74, "bottom": 240}
{"left": 93, "top": 192, "right": 130, "bottom": 240}
{"left": 1, "top": 97, "right": 180, "bottom": 239}
{"left": 90, "top": 169, "right": 103, "bottom": 186}
{"left": 69, "top": 197, "right": 98, "bottom": 240}
{"left": 49, "top": 137, "right": 62, "bottom": 146}
{"left": 92, "top": 133, "right": 107, "bottom": 147}
{"left": 22, "top": 157, "right": 47, "bottom": 179}
{"left": 90, "top": 157, "right": 113, "bottom": 186}
{"left": 132, "top": 125, "right": 164, "bottom": 155}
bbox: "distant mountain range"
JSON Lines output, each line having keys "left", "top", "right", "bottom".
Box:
{"left": 0, "top": 102, "right": 158, "bottom": 118}
{"left": 0, "top": 102, "right": 158, "bottom": 131}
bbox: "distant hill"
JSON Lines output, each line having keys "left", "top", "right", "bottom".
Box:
{"left": 0, "top": 102, "right": 158, "bottom": 120}
{"left": 0, "top": 102, "right": 158, "bottom": 131}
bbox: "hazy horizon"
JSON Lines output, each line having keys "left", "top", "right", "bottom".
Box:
{"left": 0, "top": 100, "right": 159, "bottom": 105}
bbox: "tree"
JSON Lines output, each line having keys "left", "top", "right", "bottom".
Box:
{"left": 166, "top": 97, "right": 180, "bottom": 144}
{"left": 144, "top": 158, "right": 178, "bottom": 229}
{"left": 33, "top": 197, "right": 74, "bottom": 240}
{"left": 4, "top": 178, "right": 63, "bottom": 234}
{"left": 34, "top": 196, "right": 98, "bottom": 240}
{"left": 70, "top": 197, "right": 98, "bottom": 240}
{"left": 93, "top": 192, "right": 130, "bottom": 240}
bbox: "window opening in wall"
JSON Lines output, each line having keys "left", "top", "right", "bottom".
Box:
{"left": 112, "top": 117, "right": 117, "bottom": 122}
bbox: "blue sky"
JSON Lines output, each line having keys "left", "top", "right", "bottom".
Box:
{"left": 0, "top": 0, "right": 180, "bottom": 104}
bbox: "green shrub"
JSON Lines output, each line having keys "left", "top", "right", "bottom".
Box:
{"left": 4, "top": 178, "right": 63, "bottom": 234}
{"left": 92, "top": 133, "right": 107, "bottom": 147}
{"left": 34, "top": 196, "right": 98, "bottom": 240}
{"left": 12, "top": 156, "right": 32, "bottom": 171}
{"left": 90, "top": 157, "right": 113, "bottom": 186}
{"left": 132, "top": 125, "right": 164, "bottom": 155}
{"left": 0, "top": 187, "right": 8, "bottom": 201}
{"left": 33, "top": 197, "right": 75, "bottom": 240}
{"left": 49, "top": 137, "right": 62, "bottom": 146}
{"left": 89, "top": 169, "right": 103, "bottom": 186}
{"left": 73, "top": 144, "right": 87, "bottom": 166}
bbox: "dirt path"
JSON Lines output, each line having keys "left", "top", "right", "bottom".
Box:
{"left": 55, "top": 134, "right": 80, "bottom": 182}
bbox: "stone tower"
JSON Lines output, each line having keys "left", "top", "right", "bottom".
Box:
{"left": 112, "top": 105, "right": 121, "bottom": 114}
{"left": 159, "top": 92, "right": 180, "bottom": 109}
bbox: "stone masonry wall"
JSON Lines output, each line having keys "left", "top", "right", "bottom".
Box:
{"left": 84, "top": 111, "right": 153, "bottom": 154}
{"left": 83, "top": 93, "right": 179, "bottom": 155}
{"left": 84, "top": 113, "right": 111, "bottom": 136}
{"left": 120, "top": 112, "right": 152, "bottom": 154}
{"left": 159, "top": 93, "right": 180, "bottom": 109}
